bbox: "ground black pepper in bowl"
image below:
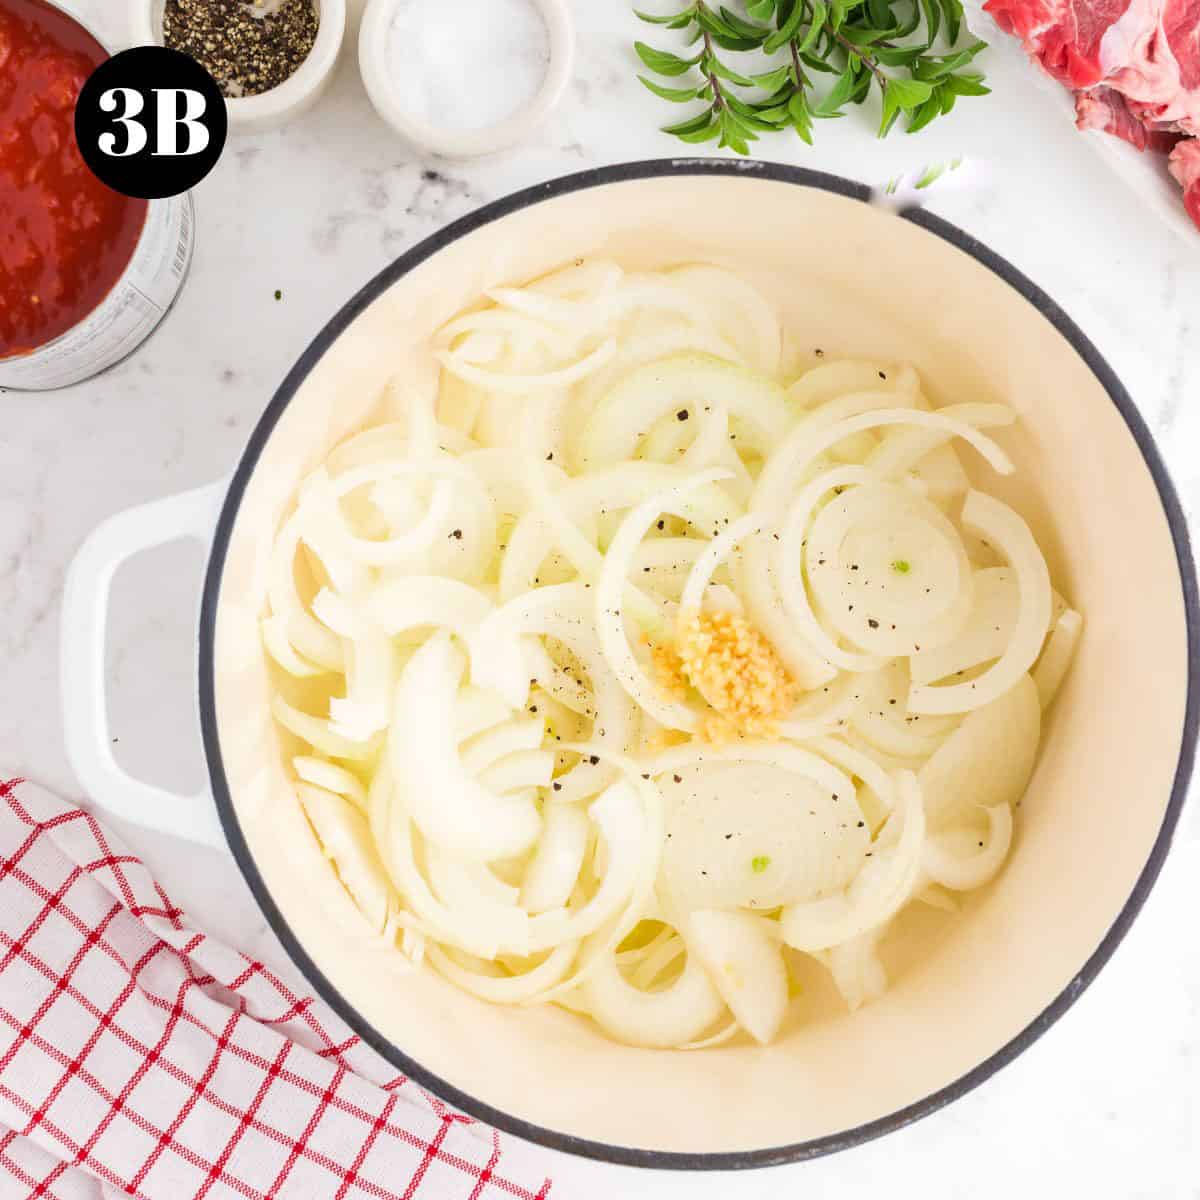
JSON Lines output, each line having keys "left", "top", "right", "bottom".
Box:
{"left": 162, "top": 0, "right": 320, "bottom": 99}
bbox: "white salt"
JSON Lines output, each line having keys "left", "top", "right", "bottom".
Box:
{"left": 384, "top": 0, "right": 550, "bottom": 134}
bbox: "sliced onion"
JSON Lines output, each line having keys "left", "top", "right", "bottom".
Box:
{"left": 477, "top": 749, "right": 556, "bottom": 794}
{"left": 788, "top": 361, "right": 919, "bottom": 410}
{"left": 460, "top": 718, "right": 545, "bottom": 775}
{"left": 262, "top": 616, "right": 326, "bottom": 677}
{"left": 389, "top": 634, "right": 541, "bottom": 860}
{"left": 780, "top": 770, "right": 926, "bottom": 952}
{"left": 298, "top": 783, "right": 392, "bottom": 933}
{"left": 1033, "top": 609, "right": 1082, "bottom": 710}
{"left": 454, "top": 685, "right": 512, "bottom": 742}
{"left": 426, "top": 941, "right": 578, "bottom": 1004}
{"left": 578, "top": 946, "right": 726, "bottom": 1049}
{"left": 667, "top": 265, "right": 782, "bottom": 375}
{"left": 685, "top": 909, "right": 788, "bottom": 1045}
{"left": 910, "top": 567, "right": 1020, "bottom": 685}
{"left": 520, "top": 804, "right": 590, "bottom": 914}
{"left": 908, "top": 491, "right": 1051, "bottom": 714}
{"left": 579, "top": 354, "right": 792, "bottom": 470}
{"left": 366, "top": 576, "right": 493, "bottom": 637}
{"left": 922, "top": 803, "right": 1013, "bottom": 890}
{"left": 294, "top": 756, "right": 367, "bottom": 811}
{"left": 919, "top": 673, "right": 1041, "bottom": 829}
{"left": 438, "top": 338, "right": 616, "bottom": 393}
{"left": 826, "top": 929, "right": 888, "bottom": 1012}
{"left": 595, "top": 471, "right": 735, "bottom": 731}
{"left": 803, "top": 481, "right": 973, "bottom": 658}
{"left": 272, "top": 696, "right": 380, "bottom": 763}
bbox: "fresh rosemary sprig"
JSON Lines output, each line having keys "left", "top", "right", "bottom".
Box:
{"left": 634, "top": 0, "right": 989, "bottom": 152}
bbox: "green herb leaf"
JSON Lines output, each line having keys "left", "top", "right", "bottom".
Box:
{"left": 914, "top": 161, "right": 947, "bottom": 187}
{"left": 726, "top": 92, "right": 788, "bottom": 128}
{"left": 828, "top": 0, "right": 852, "bottom": 32}
{"left": 634, "top": 41, "right": 701, "bottom": 75}
{"left": 919, "top": 0, "right": 940, "bottom": 42}
{"left": 945, "top": 71, "right": 990, "bottom": 95}
{"left": 788, "top": 87, "right": 814, "bottom": 143}
{"left": 751, "top": 854, "right": 771, "bottom": 873}
{"left": 800, "top": 50, "right": 837, "bottom": 73}
{"left": 719, "top": 5, "right": 771, "bottom": 38}
{"left": 905, "top": 94, "right": 942, "bottom": 133}
{"left": 635, "top": 6, "right": 696, "bottom": 26}
{"left": 879, "top": 76, "right": 933, "bottom": 136}
{"left": 638, "top": 75, "right": 703, "bottom": 100}
{"left": 661, "top": 108, "right": 717, "bottom": 134}
{"left": 839, "top": 25, "right": 898, "bottom": 45}
{"left": 866, "top": 0, "right": 892, "bottom": 27}
{"left": 939, "top": 0, "right": 963, "bottom": 42}
{"left": 673, "top": 116, "right": 723, "bottom": 141}
{"left": 697, "top": 4, "right": 768, "bottom": 48}
{"left": 750, "top": 63, "right": 793, "bottom": 91}
{"left": 812, "top": 62, "right": 861, "bottom": 115}
{"left": 799, "top": 0, "right": 827, "bottom": 52}
{"left": 747, "top": 0, "right": 776, "bottom": 19}
{"left": 705, "top": 54, "right": 757, "bottom": 85}
{"left": 894, "top": 0, "right": 924, "bottom": 37}
{"left": 672, "top": 118, "right": 715, "bottom": 141}
{"left": 885, "top": 76, "right": 935, "bottom": 108}
{"left": 754, "top": 100, "right": 793, "bottom": 121}
{"left": 718, "top": 111, "right": 753, "bottom": 154}
{"left": 874, "top": 43, "right": 928, "bottom": 66}
{"left": 764, "top": 0, "right": 805, "bottom": 52}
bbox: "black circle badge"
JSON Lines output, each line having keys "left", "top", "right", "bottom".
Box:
{"left": 75, "top": 47, "right": 227, "bottom": 200}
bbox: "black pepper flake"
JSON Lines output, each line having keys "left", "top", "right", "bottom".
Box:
{"left": 450, "top": 528, "right": 463, "bottom": 539}
{"left": 552, "top": 781, "right": 562, "bottom": 791}
{"left": 867, "top": 618, "right": 879, "bottom": 629}
{"left": 676, "top": 409, "right": 689, "bottom": 421}
{"left": 878, "top": 370, "right": 887, "bottom": 380}
{"left": 857, "top": 820, "right": 865, "bottom": 828}
{"left": 273, "top": 289, "right": 282, "bottom": 301}
{"left": 656, "top": 520, "right": 665, "bottom": 531}
{"left": 673, "top": 774, "right": 683, "bottom": 783}
{"left": 815, "top": 348, "right": 825, "bottom": 357}
{"left": 588, "top": 755, "right": 599, "bottom": 765}
{"left": 163, "top": 0, "right": 319, "bottom": 99}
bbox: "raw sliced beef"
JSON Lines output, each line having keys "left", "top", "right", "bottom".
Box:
{"left": 1169, "top": 137, "right": 1200, "bottom": 222}
{"left": 1075, "top": 84, "right": 1183, "bottom": 146}
{"left": 986, "top": 0, "right": 1133, "bottom": 85}
{"left": 984, "top": 0, "right": 1200, "bottom": 229}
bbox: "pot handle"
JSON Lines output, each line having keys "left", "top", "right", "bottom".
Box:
{"left": 61, "top": 481, "right": 228, "bottom": 848}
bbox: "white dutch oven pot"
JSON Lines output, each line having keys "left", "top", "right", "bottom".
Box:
{"left": 61, "top": 162, "right": 1198, "bottom": 1169}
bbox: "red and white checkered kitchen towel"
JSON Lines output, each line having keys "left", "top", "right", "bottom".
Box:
{"left": 0, "top": 776, "right": 554, "bottom": 1200}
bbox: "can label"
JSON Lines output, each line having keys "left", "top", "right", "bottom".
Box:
{"left": 0, "top": 192, "right": 194, "bottom": 392}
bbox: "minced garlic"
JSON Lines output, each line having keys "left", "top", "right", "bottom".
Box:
{"left": 654, "top": 609, "right": 797, "bottom": 743}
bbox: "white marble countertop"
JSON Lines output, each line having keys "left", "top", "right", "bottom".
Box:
{"left": 4, "top": 0, "right": 1199, "bottom": 1194}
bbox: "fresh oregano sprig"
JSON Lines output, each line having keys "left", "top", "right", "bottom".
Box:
{"left": 634, "top": 0, "right": 989, "bottom": 152}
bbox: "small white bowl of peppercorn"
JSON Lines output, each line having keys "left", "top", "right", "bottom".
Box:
{"left": 129, "top": 0, "right": 346, "bottom": 134}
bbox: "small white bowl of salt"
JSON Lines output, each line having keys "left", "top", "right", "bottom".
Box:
{"left": 357, "top": 0, "right": 574, "bottom": 158}
{"left": 129, "top": 0, "right": 346, "bottom": 134}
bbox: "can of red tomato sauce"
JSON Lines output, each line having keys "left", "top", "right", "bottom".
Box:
{"left": 0, "top": 0, "right": 195, "bottom": 391}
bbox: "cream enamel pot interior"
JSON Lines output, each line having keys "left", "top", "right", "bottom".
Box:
{"left": 61, "top": 162, "right": 1198, "bottom": 1169}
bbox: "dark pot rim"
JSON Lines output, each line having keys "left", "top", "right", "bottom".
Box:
{"left": 198, "top": 158, "right": 1199, "bottom": 1171}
